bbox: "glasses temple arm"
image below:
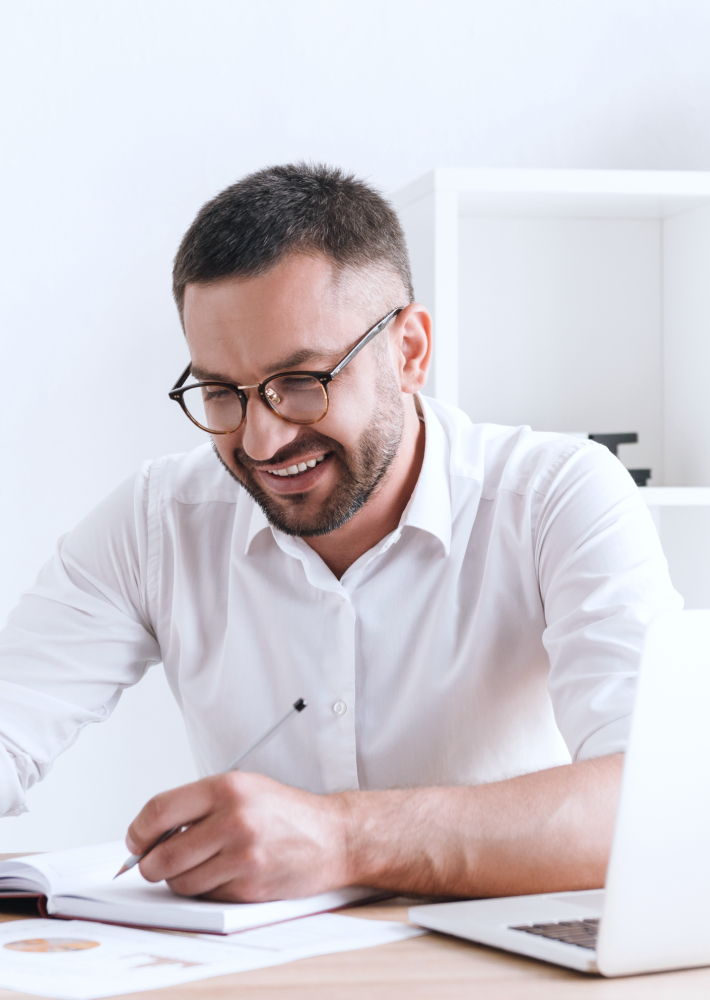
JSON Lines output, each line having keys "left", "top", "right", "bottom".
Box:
{"left": 171, "top": 307, "right": 404, "bottom": 390}
{"left": 329, "top": 307, "right": 403, "bottom": 378}
{"left": 171, "top": 362, "right": 192, "bottom": 391}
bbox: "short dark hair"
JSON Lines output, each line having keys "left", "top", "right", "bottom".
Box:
{"left": 172, "top": 163, "right": 414, "bottom": 321}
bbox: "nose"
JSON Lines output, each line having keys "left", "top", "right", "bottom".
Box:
{"left": 239, "top": 390, "right": 300, "bottom": 461}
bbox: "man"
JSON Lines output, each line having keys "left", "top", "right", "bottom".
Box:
{"left": 0, "top": 164, "right": 679, "bottom": 902}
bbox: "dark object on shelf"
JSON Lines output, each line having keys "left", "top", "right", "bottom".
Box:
{"left": 588, "top": 432, "right": 638, "bottom": 456}
{"left": 588, "top": 433, "right": 651, "bottom": 487}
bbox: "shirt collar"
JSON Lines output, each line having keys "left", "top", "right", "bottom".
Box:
{"left": 399, "top": 394, "right": 451, "bottom": 555}
{"left": 245, "top": 394, "right": 452, "bottom": 557}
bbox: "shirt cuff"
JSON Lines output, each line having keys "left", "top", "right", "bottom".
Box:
{"left": 0, "top": 743, "right": 30, "bottom": 817}
{"left": 575, "top": 715, "right": 632, "bottom": 761}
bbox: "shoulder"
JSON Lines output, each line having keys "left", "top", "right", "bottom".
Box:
{"left": 422, "top": 397, "right": 635, "bottom": 503}
{"left": 141, "top": 442, "right": 243, "bottom": 506}
{"left": 60, "top": 444, "right": 244, "bottom": 566}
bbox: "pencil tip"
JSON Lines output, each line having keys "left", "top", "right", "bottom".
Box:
{"left": 113, "top": 865, "right": 128, "bottom": 879}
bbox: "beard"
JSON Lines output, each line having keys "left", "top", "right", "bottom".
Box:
{"left": 213, "top": 372, "right": 405, "bottom": 537}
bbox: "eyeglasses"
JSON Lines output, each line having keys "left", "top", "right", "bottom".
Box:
{"left": 169, "top": 307, "right": 404, "bottom": 435}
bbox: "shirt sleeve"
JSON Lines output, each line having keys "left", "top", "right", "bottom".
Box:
{"left": 535, "top": 442, "right": 683, "bottom": 762}
{"left": 0, "top": 464, "right": 160, "bottom": 816}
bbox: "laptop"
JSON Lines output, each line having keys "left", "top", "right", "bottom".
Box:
{"left": 410, "top": 609, "right": 710, "bottom": 977}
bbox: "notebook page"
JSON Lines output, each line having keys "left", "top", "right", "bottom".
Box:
{"left": 2, "top": 841, "right": 128, "bottom": 896}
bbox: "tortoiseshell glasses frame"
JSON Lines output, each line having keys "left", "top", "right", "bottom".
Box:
{"left": 168, "top": 306, "right": 404, "bottom": 434}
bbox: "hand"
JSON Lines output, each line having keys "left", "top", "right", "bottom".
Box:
{"left": 126, "top": 755, "right": 623, "bottom": 902}
{"left": 125, "top": 772, "right": 352, "bottom": 902}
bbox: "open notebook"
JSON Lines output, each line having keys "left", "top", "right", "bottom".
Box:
{"left": 0, "top": 841, "right": 376, "bottom": 934}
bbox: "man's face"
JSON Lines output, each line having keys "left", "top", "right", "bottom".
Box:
{"left": 182, "top": 254, "right": 406, "bottom": 537}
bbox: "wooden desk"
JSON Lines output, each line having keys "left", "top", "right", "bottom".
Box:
{"left": 2, "top": 893, "right": 710, "bottom": 998}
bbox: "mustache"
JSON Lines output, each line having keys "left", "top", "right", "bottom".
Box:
{"left": 234, "top": 432, "right": 342, "bottom": 470}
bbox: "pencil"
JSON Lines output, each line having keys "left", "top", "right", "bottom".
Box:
{"left": 113, "top": 698, "right": 307, "bottom": 878}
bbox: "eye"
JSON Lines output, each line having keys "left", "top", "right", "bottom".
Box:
{"left": 278, "top": 375, "right": 318, "bottom": 391}
{"left": 203, "top": 387, "right": 233, "bottom": 403}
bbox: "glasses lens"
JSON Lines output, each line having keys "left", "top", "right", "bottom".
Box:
{"left": 180, "top": 384, "right": 244, "bottom": 433}
{"left": 264, "top": 375, "right": 328, "bottom": 423}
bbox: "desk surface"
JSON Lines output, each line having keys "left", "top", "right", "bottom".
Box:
{"left": 1, "top": 894, "right": 710, "bottom": 999}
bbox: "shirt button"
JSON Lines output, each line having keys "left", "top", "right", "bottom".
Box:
{"left": 332, "top": 700, "right": 347, "bottom": 716}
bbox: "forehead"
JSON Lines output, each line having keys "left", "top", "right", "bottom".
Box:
{"left": 182, "top": 255, "right": 366, "bottom": 380}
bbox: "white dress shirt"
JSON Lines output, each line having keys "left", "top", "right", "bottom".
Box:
{"left": 0, "top": 397, "right": 681, "bottom": 816}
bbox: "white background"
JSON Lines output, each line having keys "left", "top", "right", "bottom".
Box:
{"left": 2, "top": 0, "right": 710, "bottom": 850}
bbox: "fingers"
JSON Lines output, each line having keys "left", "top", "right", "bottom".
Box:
{"left": 136, "top": 817, "right": 217, "bottom": 884}
{"left": 137, "top": 802, "right": 255, "bottom": 887}
{"left": 165, "top": 842, "right": 272, "bottom": 901}
{"left": 126, "top": 773, "right": 242, "bottom": 859}
{"left": 125, "top": 771, "right": 344, "bottom": 903}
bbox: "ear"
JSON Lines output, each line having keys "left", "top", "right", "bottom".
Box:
{"left": 390, "top": 304, "right": 432, "bottom": 394}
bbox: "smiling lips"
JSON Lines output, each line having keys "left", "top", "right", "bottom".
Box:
{"left": 264, "top": 453, "right": 328, "bottom": 477}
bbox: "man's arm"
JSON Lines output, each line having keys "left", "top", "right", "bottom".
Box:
{"left": 128, "top": 754, "right": 623, "bottom": 902}
{"left": 0, "top": 471, "right": 159, "bottom": 817}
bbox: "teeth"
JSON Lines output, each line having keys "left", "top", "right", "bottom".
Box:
{"left": 266, "top": 454, "right": 329, "bottom": 476}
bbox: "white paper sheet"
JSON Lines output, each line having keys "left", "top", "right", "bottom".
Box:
{"left": 0, "top": 914, "right": 424, "bottom": 999}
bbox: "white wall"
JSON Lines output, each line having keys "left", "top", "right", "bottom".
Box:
{"left": 458, "top": 217, "right": 663, "bottom": 477}
{"left": 664, "top": 202, "right": 710, "bottom": 486}
{"left": 2, "top": 0, "right": 710, "bottom": 850}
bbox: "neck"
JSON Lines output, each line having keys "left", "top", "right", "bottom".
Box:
{"left": 304, "top": 395, "right": 426, "bottom": 579}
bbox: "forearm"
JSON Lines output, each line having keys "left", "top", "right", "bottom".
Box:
{"left": 128, "top": 754, "right": 623, "bottom": 902}
{"left": 339, "top": 754, "right": 624, "bottom": 897}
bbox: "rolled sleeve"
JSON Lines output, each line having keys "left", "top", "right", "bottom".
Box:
{"left": 535, "top": 443, "right": 682, "bottom": 762}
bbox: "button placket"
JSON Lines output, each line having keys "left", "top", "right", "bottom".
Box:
{"left": 320, "top": 593, "right": 359, "bottom": 792}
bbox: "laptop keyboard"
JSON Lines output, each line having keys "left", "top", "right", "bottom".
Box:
{"left": 509, "top": 918, "right": 599, "bottom": 950}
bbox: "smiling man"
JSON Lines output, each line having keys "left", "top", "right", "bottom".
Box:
{"left": 0, "top": 164, "right": 680, "bottom": 902}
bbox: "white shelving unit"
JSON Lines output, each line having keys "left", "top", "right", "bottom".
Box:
{"left": 392, "top": 169, "right": 710, "bottom": 607}
{"left": 640, "top": 488, "right": 710, "bottom": 506}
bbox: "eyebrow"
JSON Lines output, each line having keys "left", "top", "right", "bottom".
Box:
{"left": 190, "top": 347, "right": 341, "bottom": 384}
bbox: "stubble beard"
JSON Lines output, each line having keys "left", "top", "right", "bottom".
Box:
{"left": 213, "top": 374, "right": 405, "bottom": 538}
